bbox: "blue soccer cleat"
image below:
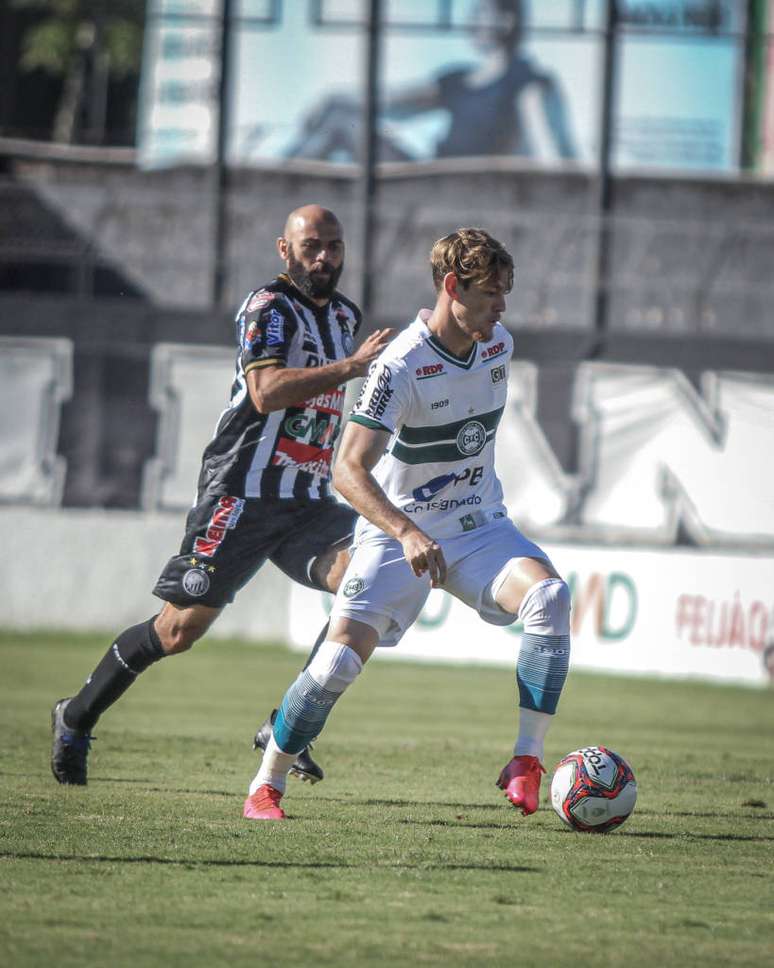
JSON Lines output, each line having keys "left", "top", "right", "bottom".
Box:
{"left": 50, "top": 698, "right": 94, "bottom": 785}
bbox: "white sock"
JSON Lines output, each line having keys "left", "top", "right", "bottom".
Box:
{"left": 249, "top": 734, "right": 296, "bottom": 796}
{"left": 513, "top": 707, "right": 553, "bottom": 761}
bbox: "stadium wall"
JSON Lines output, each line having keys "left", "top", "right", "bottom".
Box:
{"left": 0, "top": 507, "right": 290, "bottom": 642}
{"left": 4, "top": 154, "right": 774, "bottom": 339}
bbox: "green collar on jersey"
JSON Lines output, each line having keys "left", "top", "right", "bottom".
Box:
{"left": 426, "top": 333, "right": 477, "bottom": 369}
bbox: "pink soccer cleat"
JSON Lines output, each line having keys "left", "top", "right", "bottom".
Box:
{"left": 243, "top": 784, "right": 287, "bottom": 820}
{"left": 496, "top": 755, "right": 546, "bottom": 816}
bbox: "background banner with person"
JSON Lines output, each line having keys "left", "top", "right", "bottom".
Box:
{"left": 138, "top": 0, "right": 746, "bottom": 172}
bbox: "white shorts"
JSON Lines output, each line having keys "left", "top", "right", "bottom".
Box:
{"left": 330, "top": 516, "right": 551, "bottom": 647}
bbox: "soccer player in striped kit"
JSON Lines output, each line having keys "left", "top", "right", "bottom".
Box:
{"left": 50, "top": 205, "right": 393, "bottom": 787}
{"left": 245, "top": 227, "right": 571, "bottom": 820}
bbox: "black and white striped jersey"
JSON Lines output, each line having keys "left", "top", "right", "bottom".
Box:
{"left": 197, "top": 275, "right": 361, "bottom": 501}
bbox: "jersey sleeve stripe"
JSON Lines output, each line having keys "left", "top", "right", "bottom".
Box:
{"left": 244, "top": 358, "right": 285, "bottom": 374}
{"left": 350, "top": 414, "right": 393, "bottom": 433}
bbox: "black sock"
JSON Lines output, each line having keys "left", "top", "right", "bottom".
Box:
{"left": 64, "top": 616, "right": 166, "bottom": 732}
{"left": 302, "top": 620, "right": 330, "bottom": 671}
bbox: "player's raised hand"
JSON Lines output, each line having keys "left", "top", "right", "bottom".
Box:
{"left": 399, "top": 528, "right": 447, "bottom": 588}
{"left": 349, "top": 328, "right": 396, "bottom": 375}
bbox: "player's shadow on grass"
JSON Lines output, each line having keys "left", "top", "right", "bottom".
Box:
{"left": 95, "top": 778, "right": 237, "bottom": 797}
{"left": 400, "top": 818, "right": 774, "bottom": 841}
{"left": 637, "top": 808, "right": 774, "bottom": 822}
{"left": 614, "top": 830, "right": 774, "bottom": 843}
{"left": 315, "top": 795, "right": 507, "bottom": 812}
{"left": 0, "top": 850, "right": 539, "bottom": 874}
{"left": 308, "top": 797, "right": 774, "bottom": 825}
{"left": 80, "top": 786, "right": 513, "bottom": 812}
{"left": 399, "top": 818, "right": 529, "bottom": 831}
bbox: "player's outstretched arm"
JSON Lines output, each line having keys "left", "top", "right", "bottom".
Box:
{"left": 334, "top": 420, "right": 447, "bottom": 587}
{"left": 247, "top": 328, "right": 394, "bottom": 414}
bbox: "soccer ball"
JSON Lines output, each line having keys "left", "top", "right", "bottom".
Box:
{"left": 550, "top": 746, "right": 637, "bottom": 833}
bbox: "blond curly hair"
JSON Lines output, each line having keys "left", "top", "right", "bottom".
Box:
{"left": 430, "top": 228, "right": 514, "bottom": 293}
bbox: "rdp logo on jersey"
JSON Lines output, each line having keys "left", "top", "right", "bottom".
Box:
{"left": 481, "top": 342, "right": 505, "bottom": 360}
{"left": 456, "top": 420, "right": 487, "bottom": 457}
{"left": 416, "top": 363, "right": 445, "bottom": 379}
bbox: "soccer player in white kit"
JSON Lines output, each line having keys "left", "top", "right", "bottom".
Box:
{"left": 244, "top": 228, "right": 571, "bottom": 820}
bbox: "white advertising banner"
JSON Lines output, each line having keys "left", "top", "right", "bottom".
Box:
{"left": 289, "top": 543, "right": 774, "bottom": 687}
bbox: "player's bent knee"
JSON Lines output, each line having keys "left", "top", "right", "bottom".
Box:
{"left": 518, "top": 577, "right": 571, "bottom": 637}
{"left": 306, "top": 640, "right": 364, "bottom": 692}
{"left": 488, "top": 556, "right": 558, "bottom": 616}
{"left": 329, "top": 611, "right": 395, "bottom": 656}
{"left": 160, "top": 632, "right": 197, "bottom": 655}
{"left": 155, "top": 604, "right": 218, "bottom": 655}
{"left": 155, "top": 625, "right": 197, "bottom": 654}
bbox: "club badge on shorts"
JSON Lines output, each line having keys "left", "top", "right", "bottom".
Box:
{"left": 182, "top": 568, "right": 210, "bottom": 597}
{"left": 343, "top": 577, "right": 365, "bottom": 598}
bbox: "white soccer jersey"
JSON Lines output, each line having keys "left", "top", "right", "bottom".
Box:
{"left": 350, "top": 310, "right": 512, "bottom": 541}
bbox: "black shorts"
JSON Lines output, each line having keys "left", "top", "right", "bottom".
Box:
{"left": 153, "top": 493, "right": 356, "bottom": 608}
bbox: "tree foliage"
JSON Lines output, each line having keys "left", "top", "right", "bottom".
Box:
{"left": 11, "top": 0, "right": 146, "bottom": 142}
{"left": 13, "top": 0, "right": 145, "bottom": 79}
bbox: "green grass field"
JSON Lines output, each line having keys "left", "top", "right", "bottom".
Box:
{"left": 1, "top": 630, "right": 773, "bottom": 967}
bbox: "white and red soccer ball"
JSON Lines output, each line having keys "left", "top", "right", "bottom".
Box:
{"left": 550, "top": 746, "right": 637, "bottom": 833}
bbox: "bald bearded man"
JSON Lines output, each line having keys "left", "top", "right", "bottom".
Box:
{"left": 51, "top": 205, "right": 394, "bottom": 788}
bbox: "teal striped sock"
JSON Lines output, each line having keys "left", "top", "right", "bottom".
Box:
{"left": 516, "top": 633, "right": 570, "bottom": 714}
